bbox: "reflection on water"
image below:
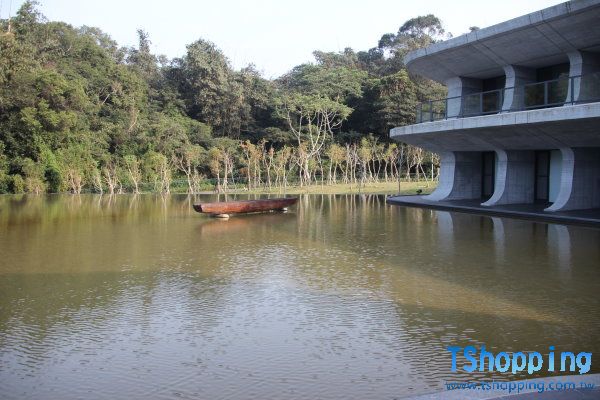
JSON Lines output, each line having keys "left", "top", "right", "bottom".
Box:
{"left": 0, "top": 194, "right": 599, "bottom": 399}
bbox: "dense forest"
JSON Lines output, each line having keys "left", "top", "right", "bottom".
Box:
{"left": 0, "top": 1, "right": 447, "bottom": 194}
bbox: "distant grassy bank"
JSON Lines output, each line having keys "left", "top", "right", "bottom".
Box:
{"left": 202, "top": 180, "right": 437, "bottom": 196}
{"left": 0, "top": 180, "right": 437, "bottom": 196}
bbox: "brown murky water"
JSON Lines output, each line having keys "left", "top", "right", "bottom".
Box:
{"left": 0, "top": 194, "right": 599, "bottom": 399}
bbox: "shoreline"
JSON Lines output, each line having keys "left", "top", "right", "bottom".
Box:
{"left": 0, "top": 181, "right": 437, "bottom": 197}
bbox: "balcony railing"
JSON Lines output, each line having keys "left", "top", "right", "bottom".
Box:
{"left": 415, "top": 72, "right": 600, "bottom": 123}
{"left": 523, "top": 77, "right": 569, "bottom": 109}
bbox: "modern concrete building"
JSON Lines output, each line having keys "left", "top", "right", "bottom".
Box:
{"left": 389, "top": 0, "right": 600, "bottom": 218}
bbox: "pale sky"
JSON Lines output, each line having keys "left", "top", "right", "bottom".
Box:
{"left": 1, "top": 0, "right": 564, "bottom": 78}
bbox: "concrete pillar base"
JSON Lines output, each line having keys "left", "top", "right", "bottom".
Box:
{"left": 424, "top": 151, "right": 482, "bottom": 201}
{"left": 482, "top": 150, "right": 535, "bottom": 206}
{"left": 545, "top": 147, "right": 600, "bottom": 212}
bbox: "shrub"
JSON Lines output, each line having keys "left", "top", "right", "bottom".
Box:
{"left": 10, "top": 174, "right": 25, "bottom": 194}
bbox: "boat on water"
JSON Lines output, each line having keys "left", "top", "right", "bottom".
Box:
{"left": 193, "top": 197, "right": 298, "bottom": 217}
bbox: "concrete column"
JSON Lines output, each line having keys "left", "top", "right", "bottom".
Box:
{"left": 445, "top": 77, "right": 482, "bottom": 118}
{"left": 545, "top": 147, "right": 600, "bottom": 212}
{"left": 502, "top": 65, "right": 536, "bottom": 111}
{"left": 567, "top": 51, "right": 600, "bottom": 103}
{"left": 482, "top": 150, "right": 535, "bottom": 206}
{"left": 549, "top": 150, "right": 563, "bottom": 202}
{"left": 424, "top": 151, "right": 482, "bottom": 201}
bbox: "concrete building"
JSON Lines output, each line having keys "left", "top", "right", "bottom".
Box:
{"left": 389, "top": 0, "right": 600, "bottom": 217}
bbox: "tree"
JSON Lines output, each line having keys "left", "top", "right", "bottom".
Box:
{"left": 278, "top": 62, "right": 366, "bottom": 103}
{"left": 0, "top": 1, "right": 444, "bottom": 194}
{"left": 277, "top": 93, "right": 352, "bottom": 185}
{"left": 0, "top": 142, "right": 9, "bottom": 193}
{"left": 21, "top": 157, "right": 46, "bottom": 194}
{"left": 12, "top": 1, "right": 44, "bottom": 37}
{"left": 144, "top": 151, "right": 171, "bottom": 194}
{"left": 128, "top": 29, "right": 157, "bottom": 79}
{"left": 208, "top": 147, "right": 223, "bottom": 192}
{"left": 173, "top": 144, "right": 205, "bottom": 193}
{"left": 56, "top": 145, "right": 95, "bottom": 194}
{"left": 240, "top": 140, "right": 262, "bottom": 190}
{"left": 273, "top": 145, "right": 292, "bottom": 189}
{"left": 213, "top": 137, "right": 238, "bottom": 190}
{"left": 399, "top": 15, "right": 446, "bottom": 39}
{"left": 123, "top": 155, "right": 143, "bottom": 194}
{"left": 102, "top": 157, "right": 121, "bottom": 194}
{"left": 379, "top": 14, "right": 447, "bottom": 56}
{"left": 373, "top": 14, "right": 449, "bottom": 80}
{"left": 376, "top": 70, "right": 418, "bottom": 133}
{"left": 326, "top": 143, "right": 345, "bottom": 184}
{"left": 236, "top": 64, "right": 273, "bottom": 135}
{"left": 176, "top": 39, "right": 246, "bottom": 137}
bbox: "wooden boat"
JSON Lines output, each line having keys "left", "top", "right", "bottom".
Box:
{"left": 193, "top": 197, "right": 298, "bottom": 217}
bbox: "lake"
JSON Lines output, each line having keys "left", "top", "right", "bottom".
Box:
{"left": 0, "top": 194, "right": 599, "bottom": 399}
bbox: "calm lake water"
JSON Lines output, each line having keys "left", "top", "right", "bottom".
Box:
{"left": 0, "top": 194, "right": 599, "bottom": 399}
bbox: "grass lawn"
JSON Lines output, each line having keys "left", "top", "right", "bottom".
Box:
{"left": 223, "top": 180, "right": 437, "bottom": 195}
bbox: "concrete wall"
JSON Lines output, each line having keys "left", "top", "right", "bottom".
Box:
{"left": 546, "top": 147, "right": 600, "bottom": 211}
{"left": 567, "top": 51, "right": 600, "bottom": 102}
{"left": 549, "top": 149, "right": 562, "bottom": 203}
{"left": 390, "top": 102, "right": 600, "bottom": 153}
{"left": 389, "top": 4, "right": 600, "bottom": 213}
{"left": 446, "top": 77, "right": 482, "bottom": 118}
{"left": 403, "top": 1, "right": 600, "bottom": 83}
{"left": 502, "top": 66, "right": 536, "bottom": 111}
{"left": 482, "top": 150, "right": 535, "bottom": 206}
{"left": 425, "top": 151, "right": 482, "bottom": 201}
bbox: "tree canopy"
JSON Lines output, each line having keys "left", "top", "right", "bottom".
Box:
{"left": 0, "top": 1, "right": 446, "bottom": 194}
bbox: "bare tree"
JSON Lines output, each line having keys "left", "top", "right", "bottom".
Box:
{"left": 278, "top": 94, "right": 352, "bottom": 185}
{"left": 124, "top": 155, "right": 143, "bottom": 194}
{"left": 208, "top": 147, "right": 223, "bottom": 193}
{"left": 102, "top": 161, "right": 120, "bottom": 195}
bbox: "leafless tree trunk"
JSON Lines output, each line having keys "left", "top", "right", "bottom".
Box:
{"left": 92, "top": 169, "right": 104, "bottom": 194}
{"left": 125, "top": 156, "right": 142, "bottom": 194}
{"left": 103, "top": 162, "right": 119, "bottom": 195}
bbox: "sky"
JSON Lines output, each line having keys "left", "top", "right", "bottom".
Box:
{"left": 1, "top": 0, "right": 564, "bottom": 78}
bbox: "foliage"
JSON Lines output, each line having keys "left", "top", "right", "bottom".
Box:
{"left": 0, "top": 1, "right": 445, "bottom": 194}
{"left": 0, "top": 142, "right": 8, "bottom": 193}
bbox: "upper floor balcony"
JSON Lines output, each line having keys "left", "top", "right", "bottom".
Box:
{"left": 391, "top": 1, "right": 600, "bottom": 154}
{"left": 416, "top": 72, "right": 600, "bottom": 123}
